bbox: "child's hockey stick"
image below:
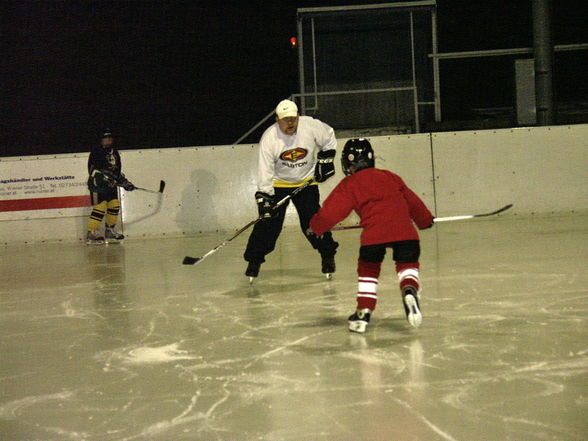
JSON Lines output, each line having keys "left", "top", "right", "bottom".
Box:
{"left": 182, "top": 180, "right": 314, "bottom": 265}
{"left": 331, "top": 204, "right": 513, "bottom": 231}
{"left": 135, "top": 180, "right": 166, "bottom": 194}
{"left": 433, "top": 203, "right": 513, "bottom": 222}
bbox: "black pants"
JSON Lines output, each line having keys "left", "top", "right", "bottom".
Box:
{"left": 90, "top": 188, "right": 118, "bottom": 205}
{"left": 244, "top": 185, "right": 338, "bottom": 264}
{"left": 359, "top": 240, "right": 421, "bottom": 264}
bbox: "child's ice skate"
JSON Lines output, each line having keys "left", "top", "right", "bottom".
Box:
{"left": 348, "top": 308, "right": 371, "bottom": 333}
{"left": 402, "top": 286, "right": 422, "bottom": 328}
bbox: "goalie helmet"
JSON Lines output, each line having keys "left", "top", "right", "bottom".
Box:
{"left": 341, "top": 138, "right": 375, "bottom": 176}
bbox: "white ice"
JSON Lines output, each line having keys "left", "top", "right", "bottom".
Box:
{"left": 1, "top": 215, "right": 587, "bottom": 441}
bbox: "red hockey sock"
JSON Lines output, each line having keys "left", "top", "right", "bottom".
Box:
{"left": 396, "top": 262, "right": 420, "bottom": 293}
{"left": 357, "top": 259, "right": 382, "bottom": 311}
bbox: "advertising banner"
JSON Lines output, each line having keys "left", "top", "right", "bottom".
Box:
{"left": 0, "top": 156, "right": 90, "bottom": 220}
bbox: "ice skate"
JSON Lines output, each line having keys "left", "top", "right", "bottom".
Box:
{"left": 86, "top": 230, "right": 105, "bottom": 245}
{"left": 245, "top": 261, "right": 261, "bottom": 284}
{"left": 348, "top": 308, "right": 371, "bottom": 333}
{"left": 321, "top": 255, "right": 336, "bottom": 279}
{"left": 105, "top": 226, "right": 124, "bottom": 243}
{"left": 402, "top": 286, "right": 422, "bottom": 328}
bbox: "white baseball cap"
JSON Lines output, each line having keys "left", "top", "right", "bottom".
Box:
{"left": 275, "top": 99, "right": 298, "bottom": 119}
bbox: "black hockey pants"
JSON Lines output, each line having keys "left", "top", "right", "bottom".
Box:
{"left": 244, "top": 185, "right": 338, "bottom": 264}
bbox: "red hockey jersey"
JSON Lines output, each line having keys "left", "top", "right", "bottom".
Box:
{"left": 310, "top": 168, "right": 434, "bottom": 245}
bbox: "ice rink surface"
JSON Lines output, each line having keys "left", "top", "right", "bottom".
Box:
{"left": 1, "top": 215, "right": 587, "bottom": 441}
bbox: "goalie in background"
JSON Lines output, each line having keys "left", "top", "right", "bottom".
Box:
{"left": 86, "top": 129, "right": 135, "bottom": 244}
{"left": 309, "top": 138, "right": 434, "bottom": 333}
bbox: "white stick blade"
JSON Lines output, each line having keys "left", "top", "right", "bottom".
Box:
{"left": 434, "top": 215, "right": 474, "bottom": 223}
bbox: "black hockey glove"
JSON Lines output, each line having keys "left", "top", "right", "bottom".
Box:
{"left": 117, "top": 174, "right": 136, "bottom": 191}
{"left": 99, "top": 171, "right": 117, "bottom": 186}
{"left": 255, "top": 191, "right": 276, "bottom": 218}
{"left": 314, "top": 150, "right": 336, "bottom": 183}
{"left": 122, "top": 181, "right": 136, "bottom": 191}
{"left": 88, "top": 170, "right": 116, "bottom": 192}
{"left": 305, "top": 227, "right": 323, "bottom": 239}
{"left": 421, "top": 215, "right": 435, "bottom": 229}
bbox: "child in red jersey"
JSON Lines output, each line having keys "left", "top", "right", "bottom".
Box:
{"left": 309, "top": 138, "right": 434, "bottom": 333}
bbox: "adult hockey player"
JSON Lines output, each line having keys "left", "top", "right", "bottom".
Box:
{"left": 243, "top": 99, "right": 339, "bottom": 281}
{"left": 309, "top": 138, "right": 434, "bottom": 333}
{"left": 86, "top": 129, "right": 135, "bottom": 244}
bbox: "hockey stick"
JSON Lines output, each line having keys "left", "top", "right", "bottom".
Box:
{"left": 135, "top": 180, "right": 166, "bottom": 194}
{"left": 434, "top": 203, "right": 513, "bottom": 222}
{"left": 182, "top": 180, "right": 314, "bottom": 265}
{"left": 331, "top": 204, "right": 513, "bottom": 231}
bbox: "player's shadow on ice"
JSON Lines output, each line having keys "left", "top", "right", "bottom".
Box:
{"left": 291, "top": 334, "right": 420, "bottom": 356}
{"left": 376, "top": 317, "right": 415, "bottom": 333}
{"left": 289, "top": 315, "right": 415, "bottom": 336}
{"left": 219, "top": 270, "right": 326, "bottom": 298}
{"left": 299, "top": 316, "right": 342, "bottom": 327}
{"left": 176, "top": 169, "right": 218, "bottom": 233}
{"left": 250, "top": 268, "right": 326, "bottom": 281}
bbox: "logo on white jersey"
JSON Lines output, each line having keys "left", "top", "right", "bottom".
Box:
{"left": 280, "top": 148, "right": 308, "bottom": 162}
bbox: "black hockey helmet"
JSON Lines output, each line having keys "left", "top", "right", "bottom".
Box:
{"left": 341, "top": 138, "right": 375, "bottom": 176}
{"left": 101, "top": 128, "right": 113, "bottom": 139}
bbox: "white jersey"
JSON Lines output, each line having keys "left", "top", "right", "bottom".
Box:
{"left": 257, "top": 116, "right": 337, "bottom": 195}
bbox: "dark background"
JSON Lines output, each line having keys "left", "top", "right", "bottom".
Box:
{"left": 2, "top": 0, "right": 587, "bottom": 156}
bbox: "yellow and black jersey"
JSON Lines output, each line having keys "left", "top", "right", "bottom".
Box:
{"left": 87, "top": 145, "right": 123, "bottom": 193}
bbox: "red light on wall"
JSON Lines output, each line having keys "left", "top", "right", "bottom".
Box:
{"left": 290, "top": 37, "right": 297, "bottom": 49}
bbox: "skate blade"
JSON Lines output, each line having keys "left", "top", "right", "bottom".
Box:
{"left": 86, "top": 240, "right": 105, "bottom": 246}
{"left": 105, "top": 239, "right": 122, "bottom": 245}
{"left": 348, "top": 320, "right": 368, "bottom": 334}
{"left": 404, "top": 295, "right": 422, "bottom": 328}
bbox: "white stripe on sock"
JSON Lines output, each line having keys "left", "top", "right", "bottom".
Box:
{"left": 358, "top": 282, "right": 378, "bottom": 293}
{"left": 358, "top": 277, "right": 378, "bottom": 283}
{"left": 357, "top": 294, "right": 378, "bottom": 299}
{"left": 398, "top": 268, "right": 419, "bottom": 283}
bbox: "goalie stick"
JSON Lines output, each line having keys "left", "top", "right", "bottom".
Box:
{"left": 182, "top": 180, "right": 314, "bottom": 265}
{"left": 331, "top": 204, "right": 513, "bottom": 231}
{"left": 135, "top": 180, "right": 166, "bottom": 194}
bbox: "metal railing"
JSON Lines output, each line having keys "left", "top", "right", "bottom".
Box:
{"left": 232, "top": 86, "right": 421, "bottom": 145}
{"left": 429, "top": 42, "right": 588, "bottom": 121}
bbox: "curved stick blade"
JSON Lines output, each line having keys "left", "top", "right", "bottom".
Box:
{"left": 182, "top": 256, "right": 200, "bottom": 265}
{"left": 475, "top": 203, "right": 513, "bottom": 217}
{"left": 159, "top": 180, "right": 166, "bottom": 193}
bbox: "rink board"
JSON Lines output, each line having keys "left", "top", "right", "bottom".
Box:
{"left": 432, "top": 125, "right": 588, "bottom": 217}
{"left": 118, "top": 135, "right": 435, "bottom": 238}
{"left": 0, "top": 155, "right": 90, "bottom": 221}
{"left": 1, "top": 124, "right": 587, "bottom": 244}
